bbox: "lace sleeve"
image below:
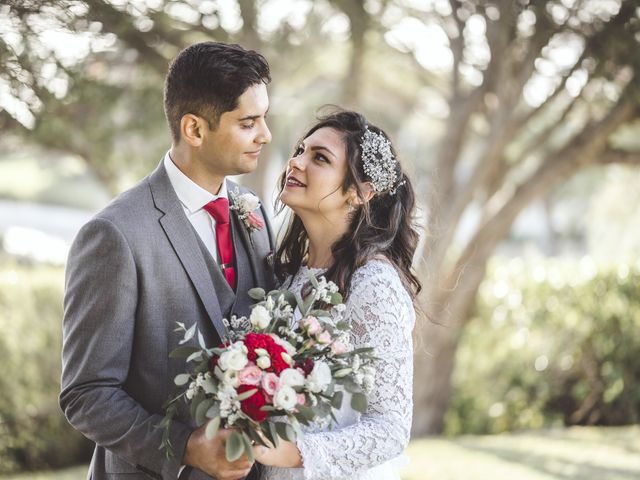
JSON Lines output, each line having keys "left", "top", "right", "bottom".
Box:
{"left": 297, "top": 261, "right": 415, "bottom": 479}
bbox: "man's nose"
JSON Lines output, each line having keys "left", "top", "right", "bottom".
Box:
{"left": 256, "top": 121, "right": 272, "bottom": 145}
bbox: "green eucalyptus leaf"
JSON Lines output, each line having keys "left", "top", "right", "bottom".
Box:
{"left": 169, "top": 346, "right": 200, "bottom": 358}
{"left": 275, "top": 422, "right": 296, "bottom": 442}
{"left": 205, "top": 416, "right": 220, "bottom": 439}
{"left": 241, "top": 432, "right": 255, "bottom": 462}
{"left": 174, "top": 373, "right": 191, "bottom": 386}
{"left": 351, "top": 392, "right": 368, "bottom": 413}
{"left": 225, "top": 431, "right": 245, "bottom": 462}
{"left": 249, "top": 287, "right": 266, "bottom": 300}
{"left": 331, "top": 391, "right": 344, "bottom": 409}
{"left": 195, "top": 398, "right": 214, "bottom": 427}
{"left": 236, "top": 388, "right": 258, "bottom": 401}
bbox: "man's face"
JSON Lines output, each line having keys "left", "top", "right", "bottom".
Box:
{"left": 199, "top": 82, "right": 271, "bottom": 178}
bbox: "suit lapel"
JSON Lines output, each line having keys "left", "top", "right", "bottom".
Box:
{"left": 148, "top": 162, "right": 227, "bottom": 340}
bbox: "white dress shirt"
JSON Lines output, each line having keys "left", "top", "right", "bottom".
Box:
{"left": 163, "top": 151, "right": 228, "bottom": 264}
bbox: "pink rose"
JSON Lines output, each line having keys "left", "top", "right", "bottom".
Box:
{"left": 261, "top": 372, "right": 279, "bottom": 396}
{"left": 331, "top": 341, "right": 348, "bottom": 355}
{"left": 248, "top": 212, "right": 264, "bottom": 230}
{"left": 301, "top": 316, "right": 322, "bottom": 335}
{"left": 316, "top": 331, "right": 332, "bottom": 344}
{"left": 297, "top": 393, "right": 306, "bottom": 405}
{"left": 238, "top": 364, "right": 262, "bottom": 386}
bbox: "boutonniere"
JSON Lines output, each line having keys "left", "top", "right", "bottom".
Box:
{"left": 229, "top": 188, "right": 264, "bottom": 234}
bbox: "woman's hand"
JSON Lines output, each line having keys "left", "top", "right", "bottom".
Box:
{"left": 254, "top": 439, "right": 303, "bottom": 468}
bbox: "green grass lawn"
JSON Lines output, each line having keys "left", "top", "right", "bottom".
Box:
{"left": 2, "top": 427, "right": 639, "bottom": 480}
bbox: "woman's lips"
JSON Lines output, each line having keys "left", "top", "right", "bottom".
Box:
{"left": 286, "top": 176, "right": 306, "bottom": 187}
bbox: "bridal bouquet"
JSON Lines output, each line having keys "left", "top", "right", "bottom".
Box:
{"left": 159, "top": 273, "right": 377, "bottom": 461}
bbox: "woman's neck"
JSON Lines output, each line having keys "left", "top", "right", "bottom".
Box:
{"left": 298, "top": 212, "right": 349, "bottom": 269}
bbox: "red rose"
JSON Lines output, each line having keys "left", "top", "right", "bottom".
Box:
{"left": 300, "top": 357, "right": 314, "bottom": 375}
{"left": 237, "top": 384, "right": 268, "bottom": 422}
{"left": 243, "top": 333, "right": 289, "bottom": 374}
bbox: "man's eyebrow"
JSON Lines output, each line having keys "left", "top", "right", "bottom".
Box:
{"left": 238, "top": 106, "right": 270, "bottom": 122}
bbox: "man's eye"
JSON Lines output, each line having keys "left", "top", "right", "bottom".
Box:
{"left": 242, "top": 122, "right": 255, "bottom": 129}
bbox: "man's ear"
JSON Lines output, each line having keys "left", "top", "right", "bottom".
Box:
{"left": 180, "top": 114, "right": 207, "bottom": 147}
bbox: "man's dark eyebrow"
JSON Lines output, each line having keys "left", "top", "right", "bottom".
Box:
{"left": 238, "top": 106, "right": 270, "bottom": 122}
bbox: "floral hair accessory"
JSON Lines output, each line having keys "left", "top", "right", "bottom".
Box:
{"left": 360, "top": 126, "right": 405, "bottom": 195}
{"left": 229, "top": 188, "right": 264, "bottom": 233}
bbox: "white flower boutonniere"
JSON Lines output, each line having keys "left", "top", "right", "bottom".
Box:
{"left": 229, "top": 188, "right": 264, "bottom": 233}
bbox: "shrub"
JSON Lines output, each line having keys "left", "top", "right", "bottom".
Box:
{"left": 0, "top": 263, "right": 92, "bottom": 474}
{"left": 446, "top": 258, "right": 640, "bottom": 435}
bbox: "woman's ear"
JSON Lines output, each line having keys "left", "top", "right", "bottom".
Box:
{"left": 351, "top": 182, "right": 375, "bottom": 206}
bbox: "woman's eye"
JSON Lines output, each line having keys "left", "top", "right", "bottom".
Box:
{"left": 315, "top": 153, "right": 329, "bottom": 163}
{"left": 294, "top": 145, "right": 304, "bottom": 156}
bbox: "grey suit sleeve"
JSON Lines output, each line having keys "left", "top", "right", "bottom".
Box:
{"left": 59, "top": 217, "right": 192, "bottom": 480}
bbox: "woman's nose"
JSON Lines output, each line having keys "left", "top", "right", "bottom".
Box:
{"left": 288, "top": 154, "right": 305, "bottom": 171}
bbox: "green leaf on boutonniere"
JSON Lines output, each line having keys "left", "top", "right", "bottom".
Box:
{"left": 330, "top": 293, "right": 343, "bottom": 305}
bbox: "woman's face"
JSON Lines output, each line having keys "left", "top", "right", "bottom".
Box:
{"left": 280, "top": 127, "right": 352, "bottom": 220}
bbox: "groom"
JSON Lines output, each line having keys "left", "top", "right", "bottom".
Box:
{"left": 60, "top": 42, "right": 274, "bottom": 480}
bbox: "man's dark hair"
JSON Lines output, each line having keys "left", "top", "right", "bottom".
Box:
{"left": 164, "top": 42, "right": 271, "bottom": 142}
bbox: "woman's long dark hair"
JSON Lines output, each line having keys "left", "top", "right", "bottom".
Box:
{"left": 274, "top": 109, "right": 422, "bottom": 300}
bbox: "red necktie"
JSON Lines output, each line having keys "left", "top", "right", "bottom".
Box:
{"left": 203, "top": 198, "right": 236, "bottom": 289}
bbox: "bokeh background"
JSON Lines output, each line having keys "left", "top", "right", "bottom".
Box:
{"left": 1, "top": 0, "right": 639, "bottom": 479}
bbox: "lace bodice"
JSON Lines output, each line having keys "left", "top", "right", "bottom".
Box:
{"left": 261, "top": 260, "right": 415, "bottom": 480}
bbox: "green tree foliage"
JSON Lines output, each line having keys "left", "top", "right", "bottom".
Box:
{"left": 446, "top": 258, "right": 640, "bottom": 435}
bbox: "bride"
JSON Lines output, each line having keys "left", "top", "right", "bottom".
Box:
{"left": 254, "top": 110, "right": 421, "bottom": 479}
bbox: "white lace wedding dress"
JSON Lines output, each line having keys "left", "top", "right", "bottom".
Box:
{"left": 260, "top": 259, "right": 415, "bottom": 480}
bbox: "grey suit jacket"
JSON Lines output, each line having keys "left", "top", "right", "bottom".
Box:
{"left": 60, "top": 161, "right": 276, "bottom": 480}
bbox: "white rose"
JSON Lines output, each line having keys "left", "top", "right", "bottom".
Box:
{"left": 219, "top": 349, "right": 248, "bottom": 371}
{"left": 257, "top": 356, "right": 271, "bottom": 370}
{"left": 239, "top": 193, "right": 260, "bottom": 212}
{"left": 273, "top": 385, "right": 298, "bottom": 411}
{"left": 223, "top": 369, "right": 240, "bottom": 388}
{"left": 279, "top": 368, "right": 305, "bottom": 388}
{"left": 306, "top": 361, "right": 332, "bottom": 393}
{"left": 270, "top": 334, "right": 296, "bottom": 356}
{"left": 250, "top": 305, "right": 271, "bottom": 329}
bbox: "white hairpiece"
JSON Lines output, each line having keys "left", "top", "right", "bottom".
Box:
{"left": 360, "top": 126, "right": 404, "bottom": 195}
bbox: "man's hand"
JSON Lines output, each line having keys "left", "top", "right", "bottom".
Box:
{"left": 253, "top": 440, "right": 302, "bottom": 468}
{"left": 183, "top": 424, "right": 254, "bottom": 480}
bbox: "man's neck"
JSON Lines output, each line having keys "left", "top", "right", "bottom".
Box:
{"left": 169, "top": 146, "right": 224, "bottom": 195}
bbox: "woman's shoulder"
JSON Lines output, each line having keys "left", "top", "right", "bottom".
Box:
{"left": 350, "top": 257, "right": 406, "bottom": 295}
